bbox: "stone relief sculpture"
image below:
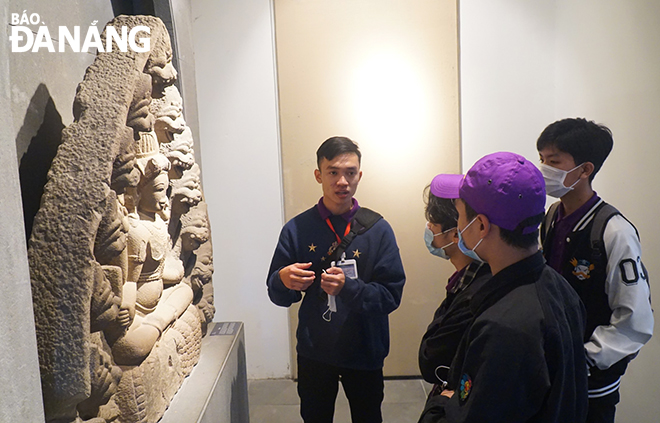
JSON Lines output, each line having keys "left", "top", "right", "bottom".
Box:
{"left": 27, "top": 15, "right": 214, "bottom": 423}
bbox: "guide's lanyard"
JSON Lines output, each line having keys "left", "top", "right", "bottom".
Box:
{"left": 325, "top": 218, "right": 351, "bottom": 244}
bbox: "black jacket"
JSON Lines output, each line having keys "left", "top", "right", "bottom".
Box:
{"left": 420, "top": 252, "right": 588, "bottom": 423}
{"left": 418, "top": 262, "right": 491, "bottom": 388}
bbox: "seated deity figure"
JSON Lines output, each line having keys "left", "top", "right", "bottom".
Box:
{"left": 111, "top": 132, "right": 193, "bottom": 365}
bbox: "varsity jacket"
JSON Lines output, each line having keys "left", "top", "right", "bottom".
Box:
{"left": 418, "top": 262, "right": 491, "bottom": 389}
{"left": 267, "top": 204, "right": 406, "bottom": 370}
{"left": 418, "top": 252, "right": 588, "bottom": 423}
{"left": 541, "top": 199, "right": 653, "bottom": 398}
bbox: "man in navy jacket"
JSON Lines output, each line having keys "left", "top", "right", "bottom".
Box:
{"left": 267, "top": 136, "right": 405, "bottom": 423}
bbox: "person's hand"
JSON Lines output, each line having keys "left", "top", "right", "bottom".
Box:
{"left": 321, "top": 266, "right": 345, "bottom": 296}
{"left": 279, "top": 263, "right": 315, "bottom": 291}
{"left": 440, "top": 390, "right": 454, "bottom": 398}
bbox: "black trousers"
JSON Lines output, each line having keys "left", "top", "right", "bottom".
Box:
{"left": 586, "top": 391, "right": 619, "bottom": 423}
{"left": 297, "top": 355, "right": 384, "bottom": 423}
{"left": 586, "top": 356, "right": 630, "bottom": 423}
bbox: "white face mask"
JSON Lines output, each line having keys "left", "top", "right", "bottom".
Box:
{"left": 538, "top": 163, "right": 584, "bottom": 198}
{"left": 457, "top": 217, "right": 484, "bottom": 263}
{"left": 424, "top": 225, "right": 455, "bottom": 260}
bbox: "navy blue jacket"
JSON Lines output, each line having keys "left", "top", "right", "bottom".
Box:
{"left": 267, "top": 205, "right": 406, "bottom": 370}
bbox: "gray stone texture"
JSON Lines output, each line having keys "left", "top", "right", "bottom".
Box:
{"left": 26, "top": 14, "right": 214, "bottom": 423}
{"left": 161, "top": 322, "right": 249, "bottom": 423}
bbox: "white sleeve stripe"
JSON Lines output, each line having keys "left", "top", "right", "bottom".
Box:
{"left": 574, "top": 198, "right": 604, "bottom": 232}
{"left": 588, "top": 379, "right": 621, "bottom": 398}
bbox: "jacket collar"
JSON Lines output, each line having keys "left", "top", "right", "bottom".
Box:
{"left": 470, "top": 251, "right": 545, "bottom": 317}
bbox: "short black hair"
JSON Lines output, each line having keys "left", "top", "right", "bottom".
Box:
{"left": 424, "top": 185, "right": 458, "bottom": 231}
{"left": 463, "top": 199, "right": 540, "bottom": 250}
{"left": 537, "top": 118, "right": 613, "bottom": 182}
{"left": 316, "top": 136, "right": 361, "bottom": 168}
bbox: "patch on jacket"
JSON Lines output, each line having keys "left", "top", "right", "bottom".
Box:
{"left": 570, "top": 257, "right": 594, "bottom": 280}
{"left": 459, "top": 373, "right": 472, "bottom": 402}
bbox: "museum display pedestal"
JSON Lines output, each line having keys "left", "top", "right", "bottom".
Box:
{"left": 161, "top": 321, "right": 249, "bottom": 423}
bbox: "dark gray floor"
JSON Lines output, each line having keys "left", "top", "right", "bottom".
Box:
{"left": 249, "top": 378, "right": 431, "bottom": 423}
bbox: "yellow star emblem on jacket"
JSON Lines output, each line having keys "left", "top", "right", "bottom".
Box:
{"left": 309, "top": 244, "right": 317, "bottom": 252}
{"left": 352, "top": 249, "right": 361, "bottom": 258}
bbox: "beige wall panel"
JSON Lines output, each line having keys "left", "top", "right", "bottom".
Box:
{"left": 274, "top": 0, "right": 460, "bottom": 376}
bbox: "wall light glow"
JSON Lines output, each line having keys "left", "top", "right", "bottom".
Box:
{"left": 350, "top": 51, "right": 429, "bottom": 162}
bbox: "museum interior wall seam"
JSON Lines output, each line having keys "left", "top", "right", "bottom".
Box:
{"left": 26, "top": 15, "right": 215, "bottom": 423}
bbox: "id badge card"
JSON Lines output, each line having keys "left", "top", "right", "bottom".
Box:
{"left": 327, "top": 258, "right": 358, "bottom": 312}
{"left": 331, "top": 258, "right": 358, "bottom": 279}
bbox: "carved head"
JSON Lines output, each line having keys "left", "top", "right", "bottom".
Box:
{"left": 133, "top": 132, "right": 171, "bottom": 218}
{"left": 151, "top": 84, "right": 185, "bottom": 144}
{"left": 170, "top": 163, "right": 202, "bottom": 216}
{"left": 162, "top": 126, "right": 195, "bottom": 180}
{"left": 180, "top": 208, "right": 209, "bottom": 253}
{"left": 145, "top": 34, "right": 177, "bottom": 93}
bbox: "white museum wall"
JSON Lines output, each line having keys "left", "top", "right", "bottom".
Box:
{"left": 191, "top": 0, "right": 291, "bottom": 378}
{"left": 460, "top": 1, "right": 660, "bottom": 421}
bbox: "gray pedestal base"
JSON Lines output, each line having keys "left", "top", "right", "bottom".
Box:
{"left": 161, "top": 321, "right": 249, "bottom": 423}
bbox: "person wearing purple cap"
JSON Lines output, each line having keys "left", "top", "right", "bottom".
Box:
{"left": 537, "top": 118, "right": 653, "bottom": 423}
{"left": 418, "top": 178, "right": 491, "bottom": 401}
{"left": 267, "top": 136, "right": 405, "bottom": 423}
{"left": 418, "top": 152, "right": 588, "bottom": 423}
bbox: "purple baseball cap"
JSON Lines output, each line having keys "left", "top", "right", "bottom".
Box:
{"left": 430, "top": 173, "right": 463, "bottom": 199}
{"left": 431, "top": 152, "right": 546, "bottom": 234}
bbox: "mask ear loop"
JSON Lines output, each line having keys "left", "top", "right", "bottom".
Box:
{"left": 565, "top": 163, "right": 586, "bottom": 189}
{"left": 322, "top": 307, "right": 332, "bottom": 322}
{"left": 434, "top": 365, "right": 450, "bottom": 390}
{"left": 322, "top": 268, "right": 334, "bottom": 321}
{"left": 440, "top": 227, "right": 457, "bottom": 249}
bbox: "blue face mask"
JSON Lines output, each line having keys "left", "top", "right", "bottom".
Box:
{"left": 424, "top": 225, "right": 455, "bottom": 260}
{"left": 457, "top": 217, "right": 485, "bottom": 263}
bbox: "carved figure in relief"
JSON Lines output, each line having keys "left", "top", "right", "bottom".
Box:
{"left": 78, "top": 69, "right": 154, "bottom": 421}
{"left": 29, "top": 16, "right": 214, "bottom": 423}
{"left": 111, "top": 133, "right": 193, "bottom": 365}
{"left": 148, "top": 83, "right": 214, "bottom": 334}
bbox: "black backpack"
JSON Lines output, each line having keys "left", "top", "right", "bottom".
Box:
{"left": 542, "top": 201, "right": 640, "bottom": 270}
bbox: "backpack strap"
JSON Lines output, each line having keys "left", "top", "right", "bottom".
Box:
{"left": 541, "top": 201, "right": 561, "bottom": 244}
{"left": 332, "top": 207, "right": 382, "bottom": 262}
{"left": 312, "top": 208, "right": 383, "bottom": 300}
{"left": 589, "top": 203, "right": 622, "bottom": 266}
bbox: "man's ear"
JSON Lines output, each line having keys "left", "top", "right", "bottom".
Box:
{"left": 581, "top": 162, "right": 595, "bottom": 179}
{"left": 477, "top": 214, "right": 491, "bottom": 237}
{"left": 314, "top": 169, "right": 322, "bottom": 183}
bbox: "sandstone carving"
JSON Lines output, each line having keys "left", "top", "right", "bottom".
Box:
{"left": 28, "top": 15, "right": 214, "bottom": 423}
